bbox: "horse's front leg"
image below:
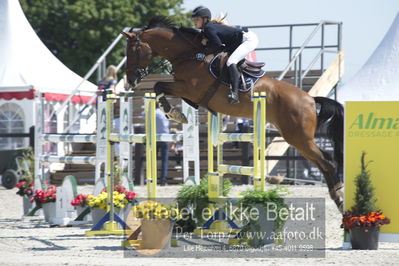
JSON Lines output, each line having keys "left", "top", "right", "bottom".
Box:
{"left": 154, "top": 81, "right": 188, "bottom": 124}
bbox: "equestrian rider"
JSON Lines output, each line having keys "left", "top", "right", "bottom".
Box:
{"left": 192, "top": 6, "right": 259, "bottom": 104}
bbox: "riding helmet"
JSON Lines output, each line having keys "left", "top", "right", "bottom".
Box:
{"left": 191, "top": 6, "right": 211, "bottom": 19}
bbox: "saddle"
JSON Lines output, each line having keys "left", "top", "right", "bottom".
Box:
{"left": 208, "top": 52, "right": 266, "bottom": 92}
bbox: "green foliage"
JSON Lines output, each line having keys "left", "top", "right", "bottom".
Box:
{"left": 352, "top": 152, "right": 377, "bottom": 215}
{"left": 176, "top": 177, "right": 232, "bottom": 231}
{"left": 20, "top": 0, "right": 191, "bottom": 80}
{"left": 237, "top": 187, "right": 289, "bottom": 235}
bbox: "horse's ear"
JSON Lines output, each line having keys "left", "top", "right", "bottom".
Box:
{"left": 121, "top": 31, "right": 135, "bottom": 39}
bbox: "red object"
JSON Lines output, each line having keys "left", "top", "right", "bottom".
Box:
{"left": 0, "top": 89, "right": 35, "bottom": 100}
{"left": 30, "top": 185, "right": 57, "bottom": 203}
{"left": 71, "top": 194, "right": 89, "bottom": 207}
{"left": 0, "top": 88, "right": 95, "bottom": 104}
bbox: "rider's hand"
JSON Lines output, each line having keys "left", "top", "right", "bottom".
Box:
{"left": 201, "top": 38, "right": 208, "bottom": 46}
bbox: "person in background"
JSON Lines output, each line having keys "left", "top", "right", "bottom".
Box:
{"left": 156, "top": 106, "right": 170, "bottom": 186}
{"left": 97, "top": 65, "right": 118, "bottom": 94}
{"left": 98, "top": 65, "right": 120, "bottom": 150}
{"left": 170, "top": 128, "right": 183, "bottom": 169}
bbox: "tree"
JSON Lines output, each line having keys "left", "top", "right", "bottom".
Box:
{"left": 20, "top": 0, "right": 190, "bottom": 80}
{"left": 352, "top": 152, "right": 376, "bottom": 215}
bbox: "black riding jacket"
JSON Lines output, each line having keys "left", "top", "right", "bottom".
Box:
{"left": 203, "top": 21, "right": 244, "bottom": 54}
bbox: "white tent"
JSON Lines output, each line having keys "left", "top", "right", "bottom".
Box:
{"left": 0, "top": 0, "right": 97, "bottom": 150}
{"left": 338, "top": 12, "right": 399, "bottom": 102}
{"left": 0, "top": 0, "right": 96, "bottom": 100}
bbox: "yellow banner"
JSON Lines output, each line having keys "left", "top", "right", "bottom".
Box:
{"left": 345, "top": 101, "right": 399, "bottom": 234}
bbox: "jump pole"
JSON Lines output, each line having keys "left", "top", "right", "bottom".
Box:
{"left": 85, "top": 90, "right": 129, "bottom": 236}
{"left": 145, "top": 93, "right": 157, "bottom": 200}
{"left": 195, "top": 92, "right": 267, "bottom": 235}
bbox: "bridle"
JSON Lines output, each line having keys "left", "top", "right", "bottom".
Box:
{"left": 125, "top": 26, "right": 204, "bottom": 88}
{"left": 126, "top": 28, "right": 168, "bottom": 87}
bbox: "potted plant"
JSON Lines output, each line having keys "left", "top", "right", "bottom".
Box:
{"left": 131, "top": 200, "right": 179, "bottom": 249}
{"left": 237, "top": 187, "right": 289, "bottom": 247}
{"left": 101, "top": 185, "right": 138, "bottom": 221}
{"left": 71, "top": 194, "right": 89, "bottom": 219}
{"left": 15, "top": 178, "right": 34, "bottom": 215}
{"left": 30, "top": 185, "right": 57, "bottom": 222}
{"left": 122, "top": 189, "right": 137, "bottom": 221}
{"left": 175, "top": 177, "right": 232, "bottom": 232}
{"left": 88, "top": 190, "right": 128, "bottom": 225}
{"left": 341, "top": 152, "right": 390, "bottom": 250}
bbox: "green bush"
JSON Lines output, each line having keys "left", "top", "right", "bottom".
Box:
{"left": 175, "top": 177, "right": 232, "bottom": 231}
{"left": 237, "top": 187, "right": 289, "bottom": 235}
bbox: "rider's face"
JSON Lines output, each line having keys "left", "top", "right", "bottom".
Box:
{"left": 193, "top": 17, "right": 205, "bottom": 29}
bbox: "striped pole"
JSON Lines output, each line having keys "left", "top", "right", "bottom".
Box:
{"left": 145, "top": 93, "right": 157, "bottom": 200}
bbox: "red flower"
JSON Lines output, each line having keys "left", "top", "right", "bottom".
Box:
{"left": 70, "top": 194, "right": 89, "bottom": 207}
{"left": 341, "top": 211, "right": 390, "bottom": 229}
{"left": 30, "top": 186, "right": 57, "bottom": 204}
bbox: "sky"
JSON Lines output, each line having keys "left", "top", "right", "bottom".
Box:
{"left": 182, "top": 0, "right": 398, "bottom": 83}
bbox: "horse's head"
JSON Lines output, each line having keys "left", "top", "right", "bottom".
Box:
{"left": 122, "top": 31, "right": 153, "bottom": 87}
{"left": 123, "top": 16, "right": 204, "bottom": 88}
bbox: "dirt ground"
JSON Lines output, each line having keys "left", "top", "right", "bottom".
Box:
{"left": 1, "top": 184, "right": 398, "bottom": 265}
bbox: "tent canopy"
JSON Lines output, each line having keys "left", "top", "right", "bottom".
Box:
{"left": 338, "top": 13, "right": 399, "bottom": 102}
{"left": 0, "top": 0, "right": 97, "bottom": 103}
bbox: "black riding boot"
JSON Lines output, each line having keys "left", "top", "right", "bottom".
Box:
{"left": 228, "top": 64, "right": 240, "bottom": 104}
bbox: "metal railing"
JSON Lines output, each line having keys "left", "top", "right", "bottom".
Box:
{"left": 46, "top": 28, "right": 134, "bottom": 133}
{"left": 244, "top": 21, "right": 342, "bottom": 88}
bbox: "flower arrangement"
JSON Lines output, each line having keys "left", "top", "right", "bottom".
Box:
{"left": 341, "top": 152, "right": 390, "bottom": 230}
{"left": 102, "top": 185, "right": 137, "bottom": 204}
{"left": 88, "top": 191, "right": 128, "bottom": 210}
{"left": 15, "top": 179, "right": 34, "bottom": 197}
{"left": 131, "top": 201, "right": 180, "bottom": 220}
{"left": 71, "top": 194, "right": 89, "bottom": 207}
{"left": 342, "top": 211, "right": 390, "bottom": 229}
{"left": 30, "top": 185, "right": 57, "bottom": 204}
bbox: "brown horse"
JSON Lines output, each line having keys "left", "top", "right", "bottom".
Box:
{"left": 122, "top": 17, "right": 345, "bottom": 213}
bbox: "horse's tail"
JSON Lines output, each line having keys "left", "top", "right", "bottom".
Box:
{"left": 314, "top": 97, "right": 344, "bottom": 173}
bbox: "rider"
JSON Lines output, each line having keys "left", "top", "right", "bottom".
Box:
{"left": 192, "top": 6, "right": 259, "bottom": 104}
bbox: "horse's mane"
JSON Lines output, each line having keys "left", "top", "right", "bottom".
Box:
{"left": 145, "top": 16, "right": 176, "bottom": 30}
{"left": 145, "top": 16, "right": 201, "bottom": 39}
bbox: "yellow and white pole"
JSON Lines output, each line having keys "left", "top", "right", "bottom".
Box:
{"left": 145, "top": 93, "right": 157, "bottom": 200}
{"left": 253, "top": 92, "right": 266, "bottom": 191}
{"left": 104, "top": 90, "right": 117, "bottom": 231}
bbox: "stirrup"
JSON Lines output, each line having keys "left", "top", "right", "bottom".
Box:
{"left": 228, "top": 91, "right": 239, "bottom": 104}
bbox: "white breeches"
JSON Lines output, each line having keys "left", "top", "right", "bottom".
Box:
{"left": 226, "top": 31, "right": 259, "bottom": 66}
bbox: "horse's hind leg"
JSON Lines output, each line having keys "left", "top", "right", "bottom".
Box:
{"left": 292, "top": 139, "right": 344, "bottom": 213}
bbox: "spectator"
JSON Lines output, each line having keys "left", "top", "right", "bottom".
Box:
{"left": 170, "top": 128, "right": 183, "bottom": 169}
{"left": 133, "top": 106, "right": 170, "bottom": 186}
{"left": 98, "top": 65, "right": 119, "bottom": 129}
{"left": 97, "top": 65, "right": 117, "bottom": 94}
{"left": 156, "top": 107, "right": 170, "bottom": 186}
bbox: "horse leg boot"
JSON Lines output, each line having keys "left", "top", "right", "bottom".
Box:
{"left": 156, "top": 93, "right": 188, "bottom": 124}
{"left": 329, "top": 182, "right": 344, "bottom": 214}
{"left": 227, "top": 64, "right": 240, "bottom": 104}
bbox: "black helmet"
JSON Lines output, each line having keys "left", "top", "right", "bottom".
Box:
{"left": 191, "top": 6, "right": 211, "bottom": 19}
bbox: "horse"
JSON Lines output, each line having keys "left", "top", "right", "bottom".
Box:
{"left": 122, "top": 16, "right": 345, "bottom": 213}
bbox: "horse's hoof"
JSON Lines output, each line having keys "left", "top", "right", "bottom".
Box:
{"left": 168, "top": 108, "right": 188, "bottom": 124}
